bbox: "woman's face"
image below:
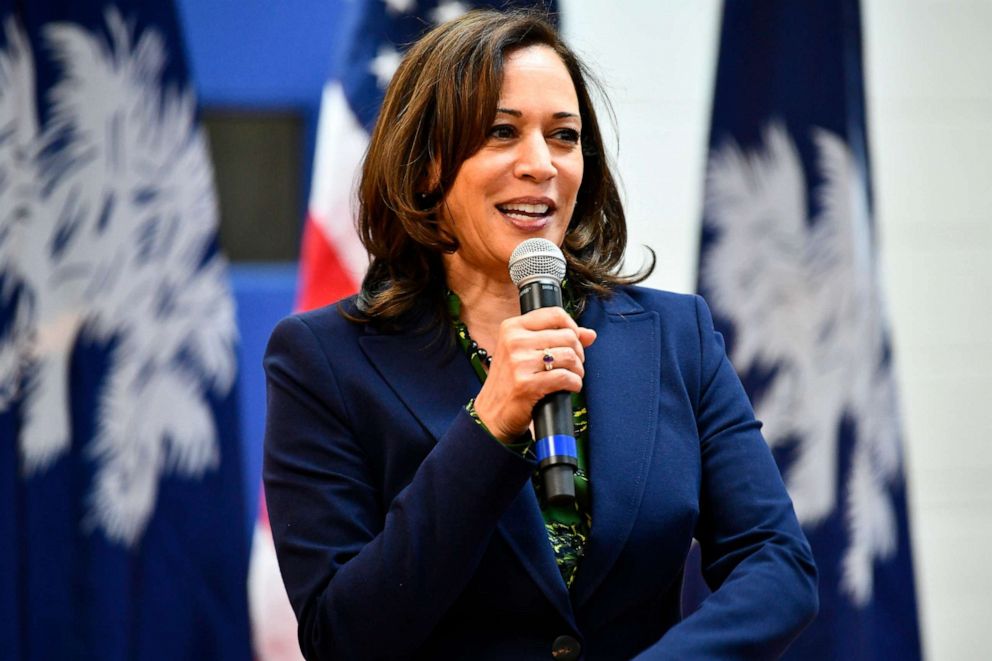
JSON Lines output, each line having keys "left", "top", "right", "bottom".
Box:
{"left": 440, "top": 45, "right": 583, "bottom": 284}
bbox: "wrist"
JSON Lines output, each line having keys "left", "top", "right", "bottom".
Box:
{"left": 467, "top": 398, "right": 528, "bottom": 447}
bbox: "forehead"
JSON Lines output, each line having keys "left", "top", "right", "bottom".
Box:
{"left": 499, "top": 45, "right": 577, "bottom": 104}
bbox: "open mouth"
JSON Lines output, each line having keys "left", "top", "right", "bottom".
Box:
{"left": 496, "top": 202, "right": 556, "bottom": 222}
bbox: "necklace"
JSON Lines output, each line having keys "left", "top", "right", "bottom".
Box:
{"left": 453, "top": 317, "right": 493, "bottom": 368}
{"left": 447, "top": 290, "right": 493, "bottom": 380}
{"left": 464, "top": 331, "right": 493, "bottom": 367}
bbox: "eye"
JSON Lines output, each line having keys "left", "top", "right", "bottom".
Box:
{"left": 488, "top": 124, "right": 517, "bottom": 140}
{"left": 553, "top": 128, "right": 581, "bottom": 144}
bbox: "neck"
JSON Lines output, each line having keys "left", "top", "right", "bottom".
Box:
{"left": 446, "top": 263, "right": 518, "bottom": 352}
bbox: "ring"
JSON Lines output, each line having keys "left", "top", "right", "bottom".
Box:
{"left": 543, "top": 348, "right": 554, "bottom": 371}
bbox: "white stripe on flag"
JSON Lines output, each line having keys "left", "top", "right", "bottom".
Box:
{"left": 308, "top": 81, "right": 371, "bottom": 284}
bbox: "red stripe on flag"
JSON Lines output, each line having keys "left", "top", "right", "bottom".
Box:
{"left": 295, "top": 214, "right": 359, "bottom": 312}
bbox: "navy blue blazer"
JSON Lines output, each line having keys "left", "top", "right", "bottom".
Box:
{"left": 263, "top": 287, "right": 817, "bottom": 660}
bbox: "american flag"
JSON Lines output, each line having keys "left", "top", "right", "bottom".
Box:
{"left": 249, "top": 2, "right": 558, "bottom": 658}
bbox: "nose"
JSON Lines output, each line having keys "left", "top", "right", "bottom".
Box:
{"left": 513, "top": 131, "right": 556, "bottom": 182}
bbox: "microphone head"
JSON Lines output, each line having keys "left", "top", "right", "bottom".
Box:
{"left": 508, "top": 238, "right": 566, "bottom": 287}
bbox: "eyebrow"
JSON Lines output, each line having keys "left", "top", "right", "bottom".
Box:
{"left": 496, "top": 107, "right": 580, "bottom": 120}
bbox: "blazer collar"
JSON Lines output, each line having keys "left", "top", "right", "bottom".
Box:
{"left": 358, "top": 318, "right": 477, "bottom": 442}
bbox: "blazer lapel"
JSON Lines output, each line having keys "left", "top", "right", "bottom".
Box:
{"left": 497, "top": 485, "right": 576, "bottom": 626}
{"left": 571, "top": 291, "right": 660, "bottom": 608}
{"left": 359, "top": 324, "right": 478, "bottom": 442}
{"left": 358, "top": 318, "right": 575, "bottom": 625}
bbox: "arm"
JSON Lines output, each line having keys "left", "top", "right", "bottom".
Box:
{"left": 635, "top": 296, "right": 818, "bottom": 660}
{"left": 263, "top": 315, "right": 534, "bottom": 659}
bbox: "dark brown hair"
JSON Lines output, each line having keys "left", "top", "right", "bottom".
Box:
{"left": 352, "top": 8, "right": 652, "bottom": 327}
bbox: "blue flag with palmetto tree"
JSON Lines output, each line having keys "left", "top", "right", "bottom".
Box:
{"left": 690, "top": 1, "right": 922, "bottom": 658}
{"left": 0, "top": 1, "right": 250, "bottom": 658}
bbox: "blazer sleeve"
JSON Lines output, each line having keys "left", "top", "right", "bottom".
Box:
{"left": 635, "top": 296, "right": 819, "bottom": 660}
{"left": 262, "top": 315, "right": 534, "bottom": 659}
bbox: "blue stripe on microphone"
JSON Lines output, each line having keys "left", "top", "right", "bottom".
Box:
{"left": 535, "top": 435, "right": 577, "bottom": 462}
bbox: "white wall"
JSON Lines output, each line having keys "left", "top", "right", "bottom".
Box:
{"left": 863, "top": 2, "right": 992, "bottom": 659}
{"left": 561, "top": 1, "right": 992, "bottom": 659}
{"left": 561, "top": 1, "right": 719, "bottom": 293}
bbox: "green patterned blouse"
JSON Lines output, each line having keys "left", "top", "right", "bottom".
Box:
{"left": 447, "top": 290, "right": 591, "bottom": 589}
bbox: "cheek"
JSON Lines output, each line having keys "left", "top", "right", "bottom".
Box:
{"left": 569, "top": 158, "right": 584, "bottom": 191}
{"left": 565, "top": 162, "right": 584, "bottom": 209}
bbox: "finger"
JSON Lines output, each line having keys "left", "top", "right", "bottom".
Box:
{"left": 505, "top": 327, "right": 586, "bottom": 364}
{"left": 509, "top": 346, "right": 583, "bottom": 379}
{"left": 518, "top": 306, "right": 579, "bottom": 332}
{"left": 522, "top": 327, "right": 587, "bottom": 358}
{"left": 577, "top": 327, "right": 597, "bottom": 348}
{"left": 536, "top": 368, "right": 583, "bottom": 394}
{"left": 539, "top": 347, "right": 584, "bottom": 378}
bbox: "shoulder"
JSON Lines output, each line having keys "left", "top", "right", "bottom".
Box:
{"left": 265, "top": 295, "right": 446, "bottom": 373}
{"left": 609, "top": 285, "right": 701, "bottom": 315}
{"left": 588, "top": 286, "right": 723, "bottom": 385}
{"left": 266, "top": 296, "right": 366, "bottom": 365}
{"left": 592, "top": 285, "right": 712, "bottom": 336}
{"left": 290, "top": 295, "right": 363, "bottom": 334}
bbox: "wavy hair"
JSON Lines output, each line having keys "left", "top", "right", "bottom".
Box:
{"left": 351, "top": 9, "right": 652, "bottom": 327}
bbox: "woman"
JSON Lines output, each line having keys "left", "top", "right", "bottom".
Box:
{"left": 264, "top": 10, "right": 817, "bottom": 660}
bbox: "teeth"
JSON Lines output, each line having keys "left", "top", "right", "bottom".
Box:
{"left": 499, "top": 203, "right": 550, "bottom": 215}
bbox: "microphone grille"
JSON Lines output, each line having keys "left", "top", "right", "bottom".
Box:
{"left": 508, "top": 238, "right": 566, "bottom": 286}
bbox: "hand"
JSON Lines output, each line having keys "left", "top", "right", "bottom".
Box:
{"left": 473, "top": 307, "right": 596, "bottom": 444}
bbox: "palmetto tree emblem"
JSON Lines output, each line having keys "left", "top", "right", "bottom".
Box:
{"left": 700, "top": 124, "right": 904, "bottom": 605}
{"left": 0, "top": 10, "right": 236, "bottom": 547}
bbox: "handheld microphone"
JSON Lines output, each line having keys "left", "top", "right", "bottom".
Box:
{"left": 508, "top": 238, "right": 577, "bottom": 506}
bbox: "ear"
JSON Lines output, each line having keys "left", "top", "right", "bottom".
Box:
{"left": 424, "top": 156, "right": 442, "bottom": 194}
{"left": 415, "top": 157, "right": 443, "bottom": 208}
{"left": 416, "top": 191, "right": 440, "bottom": 208}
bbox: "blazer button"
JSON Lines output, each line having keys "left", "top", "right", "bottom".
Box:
{"left": 551, "top": 634, "right": 581, "bottom": 660}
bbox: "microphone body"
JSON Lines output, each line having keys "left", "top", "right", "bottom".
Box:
{"left": 509, "top": 239, "right": 577, "bottom": 506}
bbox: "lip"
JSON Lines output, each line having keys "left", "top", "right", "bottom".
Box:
{"left": 495, "top": 196, "right": 557, "bottom": 232}
{"left": 500, "top": 211, "right": 551, "bottom": 233}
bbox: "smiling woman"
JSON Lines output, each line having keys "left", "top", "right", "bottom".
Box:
{"left": 355, "top": 10, "right": 635, "bottom": 329}
{"left": 440, "top": 45, "right": 584, "bottom": 294}
{"left": 262, "top": 9, "right": 819, "bottom": 660}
